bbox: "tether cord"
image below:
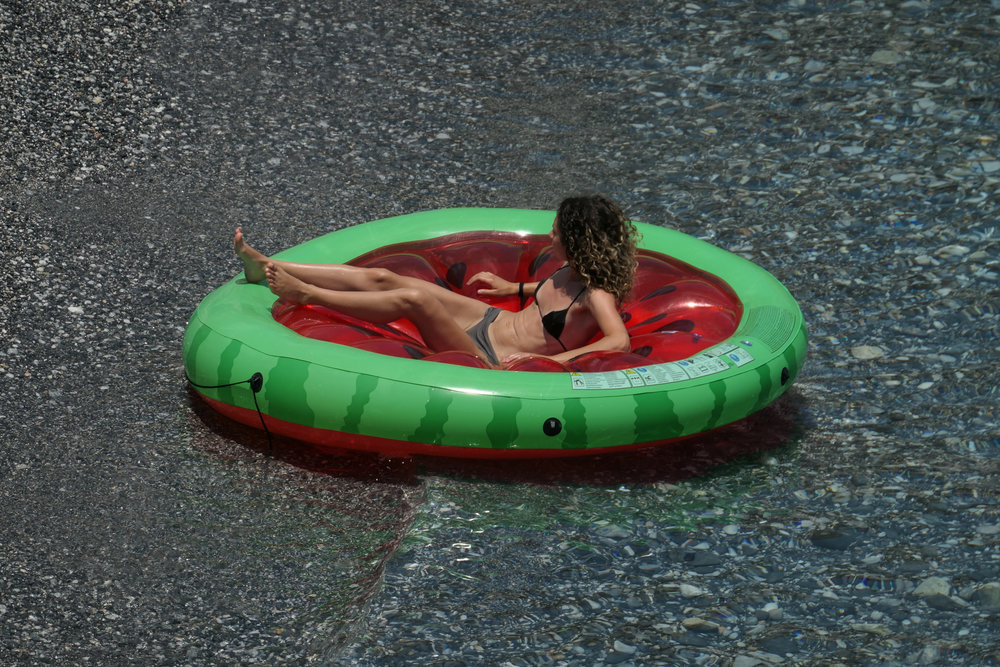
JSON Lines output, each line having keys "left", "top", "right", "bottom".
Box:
{"left": 185, "top": 371, "right": 273, "bottom": 454}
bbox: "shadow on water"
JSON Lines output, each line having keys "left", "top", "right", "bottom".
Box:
{"left": 185, "top": 386, "right": 422, "bottom": 485}
{"left": 422, "top": 394, "right": 806, "bottom": 487}
{"left": 186, "top": 385, "right": 806, "bottom": 488}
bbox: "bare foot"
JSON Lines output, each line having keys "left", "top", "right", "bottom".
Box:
{"left": 265, "top": 262, "right": 313, "bottom": 304}
{"left": 234, "top": 227, "right": 268, "bottom": 283}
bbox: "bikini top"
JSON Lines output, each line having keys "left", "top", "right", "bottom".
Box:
{"left": 535, "top": 266, "right": 587, "bottom": 349}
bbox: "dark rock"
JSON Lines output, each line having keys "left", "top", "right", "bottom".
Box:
{"left": 810, "top": 527, "right": 864, "bottom": 550}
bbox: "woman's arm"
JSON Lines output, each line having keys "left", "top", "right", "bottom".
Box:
{"left": 547, "top": 289, "right": 630, "bottom": 363}
{"left": 504, "top": 289, "right": 630, "bottom": 365}
{"left": 467, "top": 271, "right": 538, "bottom": 299}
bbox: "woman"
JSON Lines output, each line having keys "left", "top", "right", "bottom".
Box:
{"left": 234, "top": 195, "right": 639, "bottom": 368}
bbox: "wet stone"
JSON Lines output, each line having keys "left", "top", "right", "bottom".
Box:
{"left": 676, "top": 631, "right": 712, "bottom": 647}
{"left": 732, "top": 653, "right": 785, "bottom": 667}
{"left": 809, "top": 527, "right": 864, "bottom": 550}
{"left": 594, "top": 524, "right": 631, "bottom": 540}
{"left": 971, "top": 583, "right": 1000, "bottom": 612}
{"left": 612, "top": 639, "right": 637, "bottom": 654}
{"left": 604, "top": 650, "right": 634, "bottom": 665}
{"left": 922, "top": 593, "right": 968, "bottom": 612}
{"left": 761, "top": 635, "right": 801, "bottom": 656}
{"left": 679, "top": 549, "right": 724, "bottom": 570}
{"left": 682, "top": 617, "right": 720, "bottom": 633}
{"left": 913, "top": 576, "right": 951, "bottom": 598}
{"left": 870, "top": 49, "right": 905, "bottom": 64}
{"left": 850, "top": 345, "right": 885, "bottom": 360}
{"left": 679, "top": 584, "right": 705, "bottom": 598}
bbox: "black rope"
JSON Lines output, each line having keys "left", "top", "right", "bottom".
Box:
{"left": 186, "top": 371, "right": 273, "bottom": 455}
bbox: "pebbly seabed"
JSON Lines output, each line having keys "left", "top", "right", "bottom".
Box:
{"left": 1, "top": 0, "right": 998, "bottom": 665}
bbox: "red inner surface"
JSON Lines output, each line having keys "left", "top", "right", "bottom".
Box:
{"left": 271, "top": 231, "right": 743, "bottom": 372}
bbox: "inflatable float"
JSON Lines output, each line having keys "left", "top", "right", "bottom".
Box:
{"left": 183, "top": 208, "right": 807, "bottom": 458}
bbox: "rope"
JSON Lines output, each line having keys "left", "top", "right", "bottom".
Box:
{"left": 186, "top": 371, "right": 273, "bottom": 455}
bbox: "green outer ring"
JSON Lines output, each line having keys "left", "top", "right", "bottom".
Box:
{"left": 183, "top": 208, "right": 807, "bottom": 455}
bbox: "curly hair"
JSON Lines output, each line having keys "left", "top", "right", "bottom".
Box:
{"left": 556, "top": 195, "right": 639, "bottom": 303}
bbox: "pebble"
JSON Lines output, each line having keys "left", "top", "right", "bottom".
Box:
{"left": 914, "top": 576, "right": 950, "bottom": 598}
{"left": 679, "top": 584, "right": 706, "bottom": 598}
{"left": 595, "top": 524, "right": 631, "bottom": 539}
{"left": 924, "top": 594, "right": 968, "bottom": 612}
{"left": 682, "top": 617, "right": 720, "bottom": 633}
{"left": 870, "top": 49, "right": 905, "bottom": 64}
{"left": 972, "top": 583, "right": 1000, "bottom": 612}
{"left": 810, "top": 527, "right": 863, "bottom": 550}
{"left": 912, "top": 647, "right": 942, "bottom": 664}
{"left": 852, "top": 622, "right": 892, "bottom": 635}
{"left": 761, "top": 602, "right": 783, "bottom": 620}
{"left": 935, "top": 244, "right": 971, "bottom": 257}
{"left": 732, "top": 654, "right": 785, "bottom": 667}
{"left": 971, "top": 160, "right": 1000, "bottom": 173}
{"left": 850, "top": 345, "right": 885, "bottom": 360}
{"left": 612, "top": 639, "right": 637, "bottom": 654}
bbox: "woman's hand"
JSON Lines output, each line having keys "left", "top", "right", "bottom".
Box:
{"left": 467, "top": 271, "right": 516, "bottom": 297}
{"left": 501, "top": 351, "right": 551, "bottom": 365}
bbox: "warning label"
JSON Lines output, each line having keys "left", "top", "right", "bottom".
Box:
{"left": 704, "top": 343, "right": 756, "bottom": 367}
{"left": 570, "top": 343, "right": 756, "bottom": 391}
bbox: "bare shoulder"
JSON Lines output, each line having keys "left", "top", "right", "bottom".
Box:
{"left": 584, "top": 287, "right": 619, "bottom": 311}
{"left": 583, "top": 288, "right": 627, "bottom": 328}
{"left": 580, "top": 286, "right": 629, "bottom": 347}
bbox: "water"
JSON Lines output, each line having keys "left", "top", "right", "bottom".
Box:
{"left": 2, "top": 0, "right": 998, "bottom": 664}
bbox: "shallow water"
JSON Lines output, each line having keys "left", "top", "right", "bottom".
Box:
{"left": 2, "top": 0, "right": 998, "bottom": 664}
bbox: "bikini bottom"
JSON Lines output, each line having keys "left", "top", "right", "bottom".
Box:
{"left": 465, "top": 306, "right": 501, "bottom": 366}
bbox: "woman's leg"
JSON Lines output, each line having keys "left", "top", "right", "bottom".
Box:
{"left": 265, "top": 263, "right": 488, "bottom": 360}
{"left": 237, "top": 227, "right": 398, "bottom": 290}
{"left": 234, "top": 227, "right": 269, "bottom": 282}
{"left": 236, "top": 227, "right": 489, "bottom": 327}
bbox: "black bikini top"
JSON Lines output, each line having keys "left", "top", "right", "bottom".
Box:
{"left": 535, "top": 266, "right": 586, "bottom": 349}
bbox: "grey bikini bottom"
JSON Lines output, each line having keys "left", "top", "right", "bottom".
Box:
{"left": 465, "top": 306, "right": 501, "bottom": 366}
